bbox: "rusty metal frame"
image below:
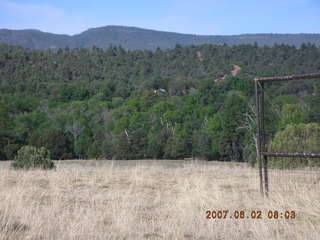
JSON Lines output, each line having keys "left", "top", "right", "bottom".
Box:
{"left": 255, "top": 72, "right": 320, "bottom": 197}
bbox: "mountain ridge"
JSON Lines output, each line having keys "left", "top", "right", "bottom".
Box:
{"left": 1, "top": 25, "right": 320, "bottom": 50}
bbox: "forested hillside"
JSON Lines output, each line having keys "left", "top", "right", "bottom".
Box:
{"left": 0, "top": 43, "right": 320, "bottom": 162}
{"left": 1, "top": 26, "right": 320, "bottom": 50}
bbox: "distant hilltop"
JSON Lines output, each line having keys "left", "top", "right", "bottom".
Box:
{"left": 0, "top": 25, "right": 320, "bottom": 50}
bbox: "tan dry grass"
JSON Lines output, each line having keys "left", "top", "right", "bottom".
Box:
{"left": 0, "top": 160, "right": 319, "bottom": 240}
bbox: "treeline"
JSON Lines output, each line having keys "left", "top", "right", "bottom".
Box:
{"left": 1, "top": 27, "right": 320, "bottom": 50}
{"left": 0, "top": 43, "right": 319, "bottom": 162}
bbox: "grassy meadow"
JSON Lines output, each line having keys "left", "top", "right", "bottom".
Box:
{"left": 0, "top": 160, "right": 319, "bottom": 240}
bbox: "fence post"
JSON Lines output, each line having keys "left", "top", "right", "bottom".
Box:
{"left": 255, "top": 80, "right": 264, "bottom": 196}
{"left": 260, "top": 82, "right": 269, "bottom": 197}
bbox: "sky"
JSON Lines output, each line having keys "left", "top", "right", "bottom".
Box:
{"left": 0, "top": 0, "right": 319, "bottom": 35}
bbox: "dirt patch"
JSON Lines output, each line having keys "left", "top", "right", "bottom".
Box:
{"left": 231, "top": 64, "right": 241, "bottom": 77}
{"left": 196, "top": 51, "right": 204, "bottom": 62}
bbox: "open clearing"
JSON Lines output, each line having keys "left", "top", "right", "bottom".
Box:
{"left": 0, "top": 160, "right": 319, "bottom": 240}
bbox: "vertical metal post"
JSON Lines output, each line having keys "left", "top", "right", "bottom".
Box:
{"left": 260, "top": 82, "right": 269, "bottom": 197}
{"left": 263, "top": 156, "right": 269, "bottom": 197}
{"left": 255, "top": 80, "right": 264, "bottom": 195}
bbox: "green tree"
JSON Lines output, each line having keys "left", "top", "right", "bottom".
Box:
{"left": 164, "top": 124, "right": 188, "bottom": 159}
{"left": 0, "top": 99, "right": 13, "bottom": 159}
{"left": 29, "top": 128, "right": 74, "bottom": 160}
{"left": 218, "top": 92, "right": 249, "bottom": 161}
{"left": 279, "top": 104, "right": 305, "bottom": 130}
{"left": 268, "top": 123, "right": 320, "bottom": 168}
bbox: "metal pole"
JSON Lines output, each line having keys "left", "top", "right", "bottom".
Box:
{"left": 260, "top": 82, "right": 269, "bottom": 197}
{"left": 255, "top": 80, "right": 264, "bottom": 195}
{"left": 263, "top": 155, "right": 269, "bottom": 197}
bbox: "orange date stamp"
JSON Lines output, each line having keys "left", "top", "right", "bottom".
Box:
{"left": 205, "top": 210, "right": 296, "bottom": 219}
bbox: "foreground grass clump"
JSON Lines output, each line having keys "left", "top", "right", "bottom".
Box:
{"left": 11, "top": 146, "right": 55, "bottom": 170}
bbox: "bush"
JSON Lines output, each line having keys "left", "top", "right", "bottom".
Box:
{"left": 11, "top": 146, "right": 55, "bottom": 169}
{"left": 268, "top": 123, "right": 320, "bottom": 169}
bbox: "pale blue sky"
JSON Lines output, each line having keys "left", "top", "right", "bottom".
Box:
{"left": 0, "top": 0, "right": 319, "bottom": 35}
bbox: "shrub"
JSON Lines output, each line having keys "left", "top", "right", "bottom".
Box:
{"left": 268, "top": 123, "right": 320, "bottom": 169}
{"left": 11, "top": 146, "right": 55, "bottom": 169}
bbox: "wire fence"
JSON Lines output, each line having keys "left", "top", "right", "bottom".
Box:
{"left": 255, "top": 73, "right": 320, "bottom": 196}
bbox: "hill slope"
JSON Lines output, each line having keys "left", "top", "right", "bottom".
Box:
{"left": 1, "top": 26, "right": 320, "bottom": 50}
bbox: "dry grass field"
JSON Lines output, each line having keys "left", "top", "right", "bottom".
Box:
{"left": 0, "top": 159, "right": 319, "bottom": 240}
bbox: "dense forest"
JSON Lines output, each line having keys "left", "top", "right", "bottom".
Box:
{"left": 1, "top": 26, "right": 320, "bottom": 50}
{"left": 0, "top": 43, "right": 320, "bottom": 163}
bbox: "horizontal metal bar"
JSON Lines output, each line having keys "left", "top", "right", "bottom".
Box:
{"left": 260, "top": 152, "right": 320, "bottom": 158}
{"left": 255, "top": 73, "right": 320, "bottom": 82}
